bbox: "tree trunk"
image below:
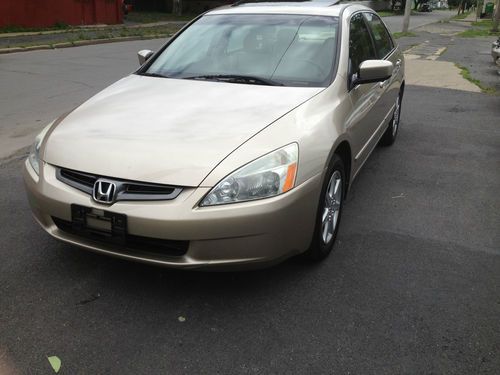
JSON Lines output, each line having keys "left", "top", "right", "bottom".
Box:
{"left": 493, "top": 0, "right": 500, "bottom": 32}
{"left": 402, "top": 0, "right": 412, "bottom": 32}
{"left": 173, "top": 0, "right": 182, "bottom": 16}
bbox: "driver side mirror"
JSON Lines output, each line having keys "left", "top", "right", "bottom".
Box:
{"left": 351, "top": 60, "right": 394, "bottom": 89}
{"left": 137, "top": 50, "right": 154, "bottom": 65}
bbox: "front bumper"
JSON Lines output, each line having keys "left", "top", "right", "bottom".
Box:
{"left": 23, "top": 160, "right": 322, "bottom": 270}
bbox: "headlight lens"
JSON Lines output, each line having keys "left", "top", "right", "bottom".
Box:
{"left": 28, "top": 123, "right": 52, "bottom": 175}
{"left": 200, "top": 143, "right": 298, "bottom": 206}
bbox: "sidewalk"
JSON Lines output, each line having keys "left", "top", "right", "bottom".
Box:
{"left": 396, "top": 20, "right": 499, "bottom": 94}
{"left": 455, "top": 11, "right": 479, "bottom": 22}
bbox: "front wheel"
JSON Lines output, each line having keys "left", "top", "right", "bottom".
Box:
{"left": 380, "top": 89, "right": 403, "bottom": 146}
{"left": 305, "top": 154, "right": 345, "bottom": 261}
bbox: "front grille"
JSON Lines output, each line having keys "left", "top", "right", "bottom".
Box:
{"left": 56, "top": 167, "right": 182, "bottom": 202}
{"left": 52, "top": 217, "right": 189, "bottom": 257}
{"left": 59, "top": 168, "right": 96, "bottom": 194}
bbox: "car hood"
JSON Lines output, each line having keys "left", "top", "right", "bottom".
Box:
{"left": 44, "top": 75, "right": 321, "bottom": 187}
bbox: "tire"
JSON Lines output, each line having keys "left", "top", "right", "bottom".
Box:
{"left": 379, "top": 88, "right": 403, "bottom": 147}
{"left": 305, "top": 154, "right": 346, "bottom": 261}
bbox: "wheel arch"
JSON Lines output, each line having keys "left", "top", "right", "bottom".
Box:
{"left": 328, "top": 140, "right": 352, "bottom": 196}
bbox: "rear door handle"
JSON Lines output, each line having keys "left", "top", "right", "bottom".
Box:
{"left": 395, "top": 59, "right": 402, "bottom": 67}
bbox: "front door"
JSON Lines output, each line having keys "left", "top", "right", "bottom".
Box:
{"left": 346, "top": 12, "right": 380, "bottom": 170}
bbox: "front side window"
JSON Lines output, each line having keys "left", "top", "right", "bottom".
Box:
{"left": 348, "top": 13, "right": 376, "bottom": 76}
{"left": 143, "top": 14, "right": 339, "bottom": 87}
{"left": 363, "top": 13, "right": 394, "bottom": 58}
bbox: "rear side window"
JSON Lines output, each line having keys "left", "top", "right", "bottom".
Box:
{"left": 363, "top": 13, "right": 394, "bottom": 58}
{"left": 348, "top": 13, "right": 376, "bottom": 75}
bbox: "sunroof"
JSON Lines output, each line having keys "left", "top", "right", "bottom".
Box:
{"left": 232, "top": 0, "right": 341, "bottom": 7}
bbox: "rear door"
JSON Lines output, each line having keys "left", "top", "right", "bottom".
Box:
{"left": 363, "top": 12, "right": 400, "bottom": 123}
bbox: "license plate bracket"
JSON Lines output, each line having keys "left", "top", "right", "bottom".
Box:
{"left": 71, "top": 204, "right": 127, "bottom": 241}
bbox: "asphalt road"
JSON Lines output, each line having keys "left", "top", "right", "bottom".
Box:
{"left": 382, "top": 10, "right": 455, "bottom": 33}
{"left": 1, "top": 83, "right": 499, "bottom": 373}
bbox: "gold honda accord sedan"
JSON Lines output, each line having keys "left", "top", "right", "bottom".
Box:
{"left": 24, "top": 1, "right": 405, "bottom": 269}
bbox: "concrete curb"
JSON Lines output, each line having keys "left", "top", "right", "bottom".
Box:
{"left": 0, "top": 35, "right": 168, "bottom": 55}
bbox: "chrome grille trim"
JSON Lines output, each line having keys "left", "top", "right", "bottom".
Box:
{"left": 56, "top": 167, "right": 183, "bottom": 202}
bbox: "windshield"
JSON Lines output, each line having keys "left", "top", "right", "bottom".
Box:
{"left": 143, "top": 14, "right": 339, "bottom": 87}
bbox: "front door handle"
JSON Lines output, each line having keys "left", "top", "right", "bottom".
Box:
{"left": 395, "top": 59, "right": 402, "bottom": 67}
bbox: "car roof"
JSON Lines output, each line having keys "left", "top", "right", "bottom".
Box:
{"left": 207, "top": 1, "right": 372, "bottom": 17}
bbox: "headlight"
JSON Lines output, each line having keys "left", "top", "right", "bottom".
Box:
{"left": 28, "top": 123, "right": 52, "bottom": 175}
{"left": 200, "top": 143, "right": 298, "bottom": 206}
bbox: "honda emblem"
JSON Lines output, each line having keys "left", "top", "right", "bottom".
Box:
{"left": 93, "top": 180, "right": 116, "bottom": 204}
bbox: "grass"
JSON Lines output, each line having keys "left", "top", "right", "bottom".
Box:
{"left": 393, "top": 31, "right": 417, "bottom": 39}
{"left": 0, "top": 12, "right": 192, "bottom": 35}
{"left": 459, "top": 22, "right": 500, "bottom": 37}
{"left": 459, "top": 28, "right": 499, "bottom": 37}
{"left": 455, "top": 63, "right": 496, "bottom": 94}
{"left": 458, "top": 18, "right": 500, "bottom": 37}
{"left": 471, "top": 19, "right": 493, "bottom": 28}
{"left": 452, "top": 11, "right": 471, "bottom": 20}
{"left": 1, "top": 24, "right": 182, "bottom": 50}
{"left": 0, "top": 22, "right": 70, "bottom": 34}
{"left": 125, "top": 11, "right": 195, "bottom": 24}
{"left": 378, "top": 11, "right": 397, "bottom": 17}
{"left": 70, "top": 24, "right": 181, "bottom": 41}
{"left": 380, "top": 10, "right": 421, "bottom": 16}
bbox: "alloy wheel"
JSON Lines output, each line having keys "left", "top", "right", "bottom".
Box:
{"left": 392, "top": 95, "right": 401, "bottom": 137}
{"left": 321, "top": 170, "right": 342, "bottom": 244}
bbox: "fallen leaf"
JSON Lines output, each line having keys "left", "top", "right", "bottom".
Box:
{"left": 47, "top": 356, "right": 61, "bottom": 373}
{"left": 178, "top": 316, "right": 186, "bottom": 322}
{"left": 391, "top": 193, "right": 405, "bottom": 199}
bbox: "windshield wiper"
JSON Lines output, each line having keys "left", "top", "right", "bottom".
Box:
{"left": 183, "top": 74, "right": 283, "bottom": 86}
{"left": 138, "top": 72, "right": 170, "bottom": 78}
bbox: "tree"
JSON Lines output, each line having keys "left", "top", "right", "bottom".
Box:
{"left": 402, "top": 0, "right": 413, "bottom": 32}
{"left": 493, "top": 0, "right": 500, "bottom": 32}
{"left": 173, "top": 0, "right": 183, "bottom": 16}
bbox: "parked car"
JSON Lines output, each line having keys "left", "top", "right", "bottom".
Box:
{"left": 392, "top": 0, "right": 403, "bottom": 11}
{"left": 492, "top": 37, "right": 500, "bottom": 65}
{"left": 420, "top": 1, "right": 433, "bottom": 12}
{"left": 24, "top": 0, "right": 405, "bottom": 270}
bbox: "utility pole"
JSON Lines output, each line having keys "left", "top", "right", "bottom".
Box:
{"left": 402, "top": 0, "right": 413, "bottom": 33}
{"left": 493, "top": 0, "right": 500, "bottom": 32}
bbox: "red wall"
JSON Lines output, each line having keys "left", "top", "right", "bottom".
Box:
{"left": 0, "top": 0, "right": 123, "bottom": 28}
